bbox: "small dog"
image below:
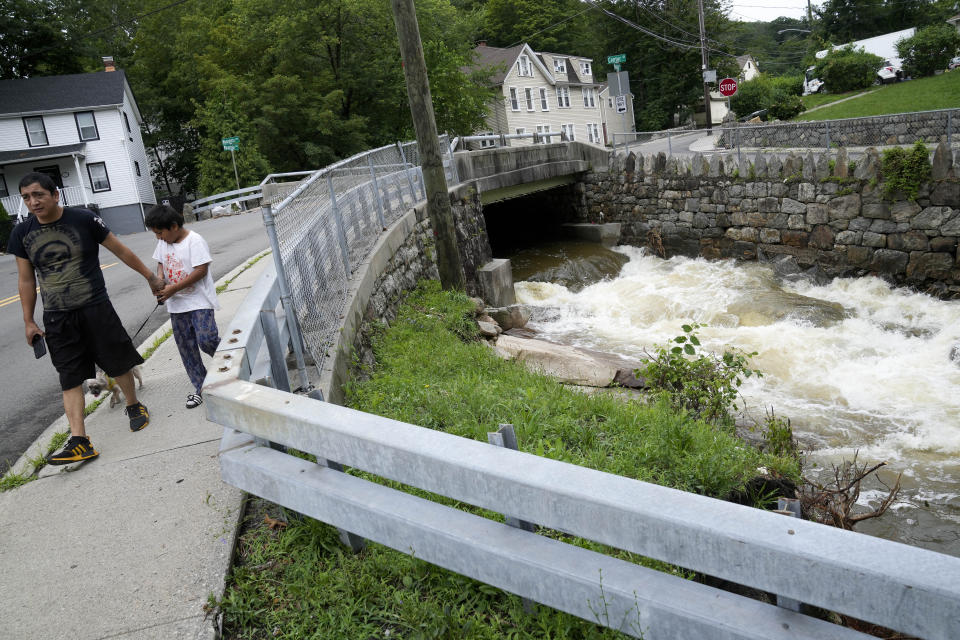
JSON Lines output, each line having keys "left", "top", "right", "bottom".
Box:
{"left": 84, "top": 366, "right": 144, "bottom": 408}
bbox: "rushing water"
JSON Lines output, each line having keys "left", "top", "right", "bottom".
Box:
{"left": 510, "top": 242, "right": 960, "bottom": 556}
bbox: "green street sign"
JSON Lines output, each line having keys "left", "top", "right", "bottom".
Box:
{"left": 222, "top": 136, "right": 240, "bottom": 151}
{"left": 607, "top": 53, "right": 626, "bottom": 65}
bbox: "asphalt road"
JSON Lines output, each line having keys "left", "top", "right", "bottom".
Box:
{"left": 0, "top": 210, "right": 270, "bottom": 471}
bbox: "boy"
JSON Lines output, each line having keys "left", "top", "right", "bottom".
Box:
{"left": 10, "top": 172, "right": 164, "bottom": 464}
{"left": 144, "top": 204, "right": 220, "bottom": 408}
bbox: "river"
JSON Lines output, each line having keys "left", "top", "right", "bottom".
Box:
{"left": 509, "top": 241, "right": 960, "bottom": 557}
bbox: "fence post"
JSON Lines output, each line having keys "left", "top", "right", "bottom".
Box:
{"left": 774, "top": 497, "right": 804, "bottom": 613}
{"left": 367, "top": 156, "right": 388, "bottom": 229}
{"left": 948, "top": 111, "right": 953, "bottom": 148}
{"left": 396, "top": 141, "right": 418, "bottom": 203}
{"left": 667, "top": 130, "right": 672, "bottom": 157}
{"left": 326, "top": 173, "right": 352, "bottom": 277}
{"left": 487, "top": 423, "right": 537, "bottom": 614}
{"left": 447, "top": 138, "right": 460, "bottom": 185}
{"left": 260, "top": 204, "right": 311, "bottom": 392}
{"left": 737, "top": 121, "right": 742, "bottom": 166}
{"left": 825, "top": 121, "right": 831, "bottom": 151}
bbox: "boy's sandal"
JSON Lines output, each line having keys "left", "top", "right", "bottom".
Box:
{"left": 186, "top": 393, "right": 203, "bottom": 409}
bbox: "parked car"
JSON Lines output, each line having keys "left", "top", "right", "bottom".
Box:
{"left": 876, "top": 58, "right": 903, "bottom": 84}
{"left": 949, "top": 56, "right": 960, "bottom": 70}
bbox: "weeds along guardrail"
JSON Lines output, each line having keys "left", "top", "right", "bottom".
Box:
{"left": 204, "top": 138, "right": 960, "bottom": 640}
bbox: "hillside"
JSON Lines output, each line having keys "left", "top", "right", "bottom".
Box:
{"left": 795, "top": 71, "right": 960, "bottom": 121}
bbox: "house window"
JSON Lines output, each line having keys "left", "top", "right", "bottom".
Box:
{"left": 74, "top": 111, "right": 99, "bottom": 141}
{"left": 536, "top": 124, "right": 552, "bottom": 142}
{"left": 525, "top": 88, "right": 534, "bottom": 111}
{"left": 554, "top": 58, "right": 566, "bottom": 73}
{"left": 509, "top": 87, "right": 519, "bottom": 111}
{"left": 539, "top": 88, "right": 549, "bottom": 111}
{"left": 478, "top": 131, "right": 496, "bottom": 149}
{"left": 608, "top": 97, "right": 614, "bottom": 108}
{"left": 23, "top": 117, "right": 48, "bottom": 146}
{"left": 587, "top": 123, "right": 601, "bottom": 143}
{"left": 557, "top": 87, "right": 570, "bottom": 108}
{"left": 87, "top": 162, "right": 111, "bottom": 192}
{"left": 582, "top": 87, "right": 596, "bottom": 108}
{"left": 0, "top": 174, "right": 8, "bottom": 198}
{"left": 517, "top": 54, "right": 532, "bottom": 77}
{"left": 561, "top": 123, "right": 576, "bottom": 142}
{"left": 580, "top": 61, "right": 592, "bottom": 76}
{"left": 134, "top": 161, "right": 141, "bottom": 176}
{"left": 122, "top": 111, "right": 131, "bottom": 133}
{"left": 516, "top": 127, "right": 526, "bottom": 136}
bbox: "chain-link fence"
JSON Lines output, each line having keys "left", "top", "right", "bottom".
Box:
{"left": 611, "top": 125, "right": 698, "bottom": 155}
{"left": 718, "top": 108, "right": 960, "bottom": 152}
{"left": 263, "top": 136, "right": 454, "bottom": 380}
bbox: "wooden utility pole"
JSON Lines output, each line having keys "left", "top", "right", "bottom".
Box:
{"left": 390, "top": 0, "right": 465, "bottom": 291}
{"left": 697, "top": 0, "right": 712, "bottom": 134}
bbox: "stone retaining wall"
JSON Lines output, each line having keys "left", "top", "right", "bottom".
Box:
{"left": 578, "top": 143, "right": 960, "bottom": 296}
{"left": 720, "top": 109, "right": 960, "bottom": 150}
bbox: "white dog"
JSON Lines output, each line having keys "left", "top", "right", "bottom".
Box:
{"left": 84, "top": 366, "right": 144, "bottom": 408}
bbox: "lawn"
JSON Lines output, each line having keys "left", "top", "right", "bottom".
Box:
{"left": 800, "top": 88, "right": 871, "bottom": 111}
{"left": 794, "top": 70, "right": 960, "bottom": 121}
{"left": 215, "top": 281, "right": 801, "bottom": 639}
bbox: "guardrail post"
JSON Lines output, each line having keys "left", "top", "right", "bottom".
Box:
{"left": 367, "top": 156, "right": 387, "bottom": 229}
{"left": 326, "top": 173, "right": 352, "bottom": 276}
{"left": 260, "top": 308, "right": 291, "bottom": 392}
{"left": 260, "top": 204, "right": 311, "bottom": 392}
{"left": 396, "top": 141, "right": 418, "bottom": 204}
{"left": 447, "top": 138, "right": 460, "bottom": 185}
{"left": 487, "top": 423, "right": 537, "bottom": 615}
{"left": 774, "top": 497, "right": 804, "bottom": 613}
{"left": 318, "top": 458, "right": 367, "bottom": 552}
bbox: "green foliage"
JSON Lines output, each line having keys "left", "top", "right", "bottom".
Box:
{"left": 896, "top": 24, "right": 960, "bottom": 78}
{"left": 880, "top": 140, "right": 931, "bottom": 201}
{"left": 796, "top": 70, "right": 960, "bottom": 120}
{"left": 639, "top": 323, "right": 761, "bottom": 427}
{"left": 813, "top": 46, "right": 885, "bottom": 93}
{"left": 816, "top": 0, "right": 956, "bottom": 44}
{"left": 731, "top": 73, "right": 804, "bottom": 121}
{"left": 0, "top": 200, "right": 12, "bottom": 250}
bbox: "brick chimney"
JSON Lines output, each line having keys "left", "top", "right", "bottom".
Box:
{"left": 102, "top": 56, "right": 115, "bottom": 72}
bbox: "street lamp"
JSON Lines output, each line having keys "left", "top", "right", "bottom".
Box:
{"left": 777, "top": 29, "right": 812, "bottom": 35}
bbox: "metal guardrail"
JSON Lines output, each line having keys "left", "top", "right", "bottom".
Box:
{"left": 611, "top": 125, "right": 698, "bottom": 156}
{"left": 204, "top": 137, "right": 960, "bottom": 640}
{"left": 190, "top": 185, "right": 264, "bottom": 215}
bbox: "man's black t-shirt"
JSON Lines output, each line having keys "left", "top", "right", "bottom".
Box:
{"left": 7, "top": 207, "right": 111, "bottom": 311}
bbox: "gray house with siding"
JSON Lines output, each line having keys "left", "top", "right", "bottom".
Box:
{"left": 0, "top": 65, "right": 156, "bottom": 234}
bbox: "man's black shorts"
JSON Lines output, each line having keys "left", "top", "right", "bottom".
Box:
{"left": 43, "top": 300, "right": 144, "bottom": 391}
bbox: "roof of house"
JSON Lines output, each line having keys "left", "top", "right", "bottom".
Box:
{"left": 0, "top": 71, "right": 130, "bottom": 116}
{"left": 471, "top": 44, "right": 527, "bottom": 85}
{"left": 0, "top": 143, "right": 86, "bottom": 164}
{"left": 736, "top": 55, "right": 756, "bottom": 67}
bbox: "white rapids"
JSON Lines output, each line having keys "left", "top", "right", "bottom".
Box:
{"left": 515, "top": 245, "right": 960, "bottom": 555}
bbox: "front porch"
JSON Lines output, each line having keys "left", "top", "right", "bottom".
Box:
{"left": 1, "top": 144, "right": 102, "bottom": 223}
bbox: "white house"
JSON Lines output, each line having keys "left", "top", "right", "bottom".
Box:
{"left": 0, "top": 62, "right": 156, "bottom": 234}
{"left": 468, "top": 43, "right": 634, "bottom": 148}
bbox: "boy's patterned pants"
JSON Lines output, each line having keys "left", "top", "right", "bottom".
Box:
{"left": 170, "top": 309, "right": 220, "bottom": 394}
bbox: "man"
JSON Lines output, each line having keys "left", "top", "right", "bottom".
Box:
{"left": 8, "top": 172, "right": 164, "bottom": 464}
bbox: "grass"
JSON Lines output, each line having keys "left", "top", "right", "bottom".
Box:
{"left": 800, "top": 88, "right": 870, "bottom": 111}
{"left": 216, "top": 281, "right": 801, "bottom": 639}
{"left": 795, "top": 70, "right": 960, "bottom": 121}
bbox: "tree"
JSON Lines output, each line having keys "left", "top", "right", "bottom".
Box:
{"left": 0, "top": 0, "right": 84, "bottom": 78}
{"left": 813, "top": 45, "right": 884, "bottom": 92}
{"left": 482, "top": 0, "right": 596, "bottom": 54}
{"left": 896, "top": 24, "right": 960, "bottom": 78}
{"left": 192, "top": 90, "right": 272, "bottom": 196}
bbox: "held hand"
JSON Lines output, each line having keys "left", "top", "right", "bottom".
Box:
{"left": 148, "top": 273, "right": 164, "bottom": 294}
{"left": 156, "top": 284, "right": 176, "bottom": 304}
{"left": 25, "top": 322, "right": 43, "bottom": 346}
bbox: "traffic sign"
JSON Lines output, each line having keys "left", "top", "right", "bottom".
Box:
{"left": 607, "top": 53, "right": 626, "bottom": 64}
{"left": 221, "top": 136, "right": 240, "bottom": 151}
{"left": 615, "top": 95, "right": 627, "bottom": 114}
{"left": 718, "top": 77, "right": 738, "bottom": 97}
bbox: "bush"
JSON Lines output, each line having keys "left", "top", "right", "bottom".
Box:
{"left": 0, "top": 201, "right": 12, "bottom": 252}
{"left": 730, "top": 73, "right": 804, "bottom": 121}
{"left": 896, "top": 24, "right": 960, "bottom": 78}
{"left": 813, "top": 45, "right": 884, "bottom": 92}
{"left": 881, "top": 140, "right": 930, "bottom": 201}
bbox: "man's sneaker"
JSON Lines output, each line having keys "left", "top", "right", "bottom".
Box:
{"left": 185, "top": 393, "right": 203, "bottom": 409}
{"left": 48, "top": 436, "right": 99, "bottom": 465}
{"left": 126, "top": 402, "right": 149, "bottom": 431}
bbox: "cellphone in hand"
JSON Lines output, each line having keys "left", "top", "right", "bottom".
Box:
{"left": 32, "top": 334, "right": 46, "bottom": 359}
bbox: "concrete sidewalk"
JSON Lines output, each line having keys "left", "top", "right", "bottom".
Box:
{"left": 0, "top": 253, "right": 270, "bottom": 640}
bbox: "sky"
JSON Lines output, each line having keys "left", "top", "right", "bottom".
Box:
{"left": 728, "top": 0, "right": 819, "bottom": 23}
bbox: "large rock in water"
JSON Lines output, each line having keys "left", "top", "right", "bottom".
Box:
{"left": 493, "top": 335, "right": 645, "bottom": 388}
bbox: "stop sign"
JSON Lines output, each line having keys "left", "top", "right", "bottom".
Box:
{"left": 718, "top": 77, "right": 738, "bottom": 97}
